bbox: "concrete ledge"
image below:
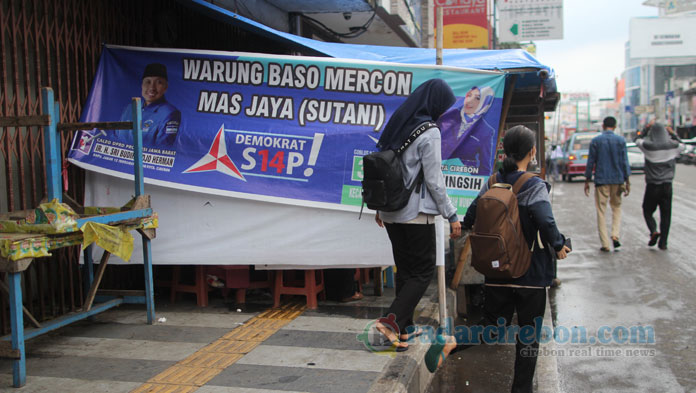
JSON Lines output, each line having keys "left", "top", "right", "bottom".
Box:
{"left": 534, "top": 288, "right": 561, "bottom": 393}
{"left": 367, "top": 298, "right": 440, "bottom": 393}
{"left": 368, "top": 287, "right": 561, "bottom": 393}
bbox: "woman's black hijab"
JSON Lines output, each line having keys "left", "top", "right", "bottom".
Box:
{"left": 643, "top": 123, "right": 679, "bottom": 151}
{"left": 376, "top": 78, "right": 455, "bottom": 151}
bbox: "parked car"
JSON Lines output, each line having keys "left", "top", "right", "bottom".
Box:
{"left": 560, "top": 131, "right": 600, "bottom": 182}
{"left": 626, "top": 142, "right": 644, "bottom": 172}
{"left": 681, "top": 144, "right": 696, "bottom": 165}
{"left": 679, "top": 138, "right": 696, "bottom": 165}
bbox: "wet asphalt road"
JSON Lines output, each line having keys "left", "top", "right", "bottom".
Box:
{"left": 548, "top": 163, "right": 696, "bottom": 392}
{"left": 428, "top": 163, "right": 696, "bottom": 393}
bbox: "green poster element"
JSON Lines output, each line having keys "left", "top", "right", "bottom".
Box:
{"left": 341, "top": 185, "right": 363, "bottom": 206}
{"left": 352, "top": 156, "right": 364, "bottom": 182}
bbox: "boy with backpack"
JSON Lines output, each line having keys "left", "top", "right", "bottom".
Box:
{"left": 425, "top": 125, "right": 570, "bottom": 393}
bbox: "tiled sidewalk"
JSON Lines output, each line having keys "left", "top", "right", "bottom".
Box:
{"left": 0, "top": 287, "right": 438, "bottom": 393}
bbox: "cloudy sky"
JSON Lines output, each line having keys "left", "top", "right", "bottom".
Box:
{"left": 533, "top": 0, "right": 658, "bottom": 99}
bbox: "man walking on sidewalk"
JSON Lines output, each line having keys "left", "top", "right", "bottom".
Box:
{"left": 635, "top": 123, "right": 685, "bottom": 250}
{"left": 584, "top": 116, "right": 631, "bottom": 252}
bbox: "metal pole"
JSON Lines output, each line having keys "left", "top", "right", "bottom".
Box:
{"left": 42, "top": 88, "right": 61, "bottom": 203}
{"left": 491, "top": 0, "right": 496, "bottom": 49}
{"left": 435, "top": 5, "right": 448, "bottom": 334}
{"left": 436, "top": 6, "right": 443, "bottom": 65}
{"left": 575, "top": 101, "right": 579, "bottom": 131}
{"left": 9, "top": 272, "right": 26, "bottom": 387}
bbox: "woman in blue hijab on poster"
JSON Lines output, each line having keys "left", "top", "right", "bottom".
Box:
{"left": 438, "top": 85, "right": 499, "bottom": 176}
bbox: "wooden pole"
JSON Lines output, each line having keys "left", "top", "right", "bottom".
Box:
{"left": 435, "top": 5, "right": 449, "bottom": 335}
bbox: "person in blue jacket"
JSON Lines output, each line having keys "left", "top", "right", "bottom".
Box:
{"left": 583, "top": 116, "right": 631, "bottom": 252}
{"left": 425, "top": 125, "right": 570, "bottom": 393}
{"left": 119, "top": 63, "right": 180, "bottom": 147}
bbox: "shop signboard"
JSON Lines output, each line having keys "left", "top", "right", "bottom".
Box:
{"left": 497, "top": 0, "right": 564, "bottom": 42}
{"left": 629, "top": 16, "right": 696, "bottom": 59}
{"left": 435, "top": 0, "right": 489, "bottom": 48}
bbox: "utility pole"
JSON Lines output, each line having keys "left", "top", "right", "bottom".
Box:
{"left": 435, "top": 4, "right": 448, "bottom": 336}
{"left": 491, "top": 0, "right": 497, "bottom": 49}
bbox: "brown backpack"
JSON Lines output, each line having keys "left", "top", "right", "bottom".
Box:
{"left": 470, "top": 172, "right": 537, "bottom": 279}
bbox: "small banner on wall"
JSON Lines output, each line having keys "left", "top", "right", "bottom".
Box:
{"left": 68, "top": 45, "right": 505, "bottom": 215}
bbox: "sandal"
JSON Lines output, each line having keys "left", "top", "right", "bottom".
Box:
{"left": 425, "top": 335, "right": 447, "bottom": 373}
{"left": 374, "top": 323, "right": 408, "bottom": 352}
{"left": 400, "top": 325, "right": 425, "bottom": 342}
{"left": 340, "top": 292, "right": 364, "bottom": 302}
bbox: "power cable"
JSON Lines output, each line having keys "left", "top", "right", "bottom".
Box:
{"left": 301, "top": 10, "right": 377, "bottom": 39}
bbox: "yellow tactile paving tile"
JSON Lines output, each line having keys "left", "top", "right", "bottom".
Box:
{"left": 222, "top": 327, "right": 276, "bottom": 341}
{"left": 148, "top": 365, "right": 220, "bottom": 386}
{"left": 130, "top": 382, "right": 198, "bottom": 393}
{"left": 132, "top": 302, "right": 307, "bottom": 393}
{"left": 258, "top": 303, "right": 306, "bottom": 319}
{"left": 244, "top": 317, "right": 292, "bottom": 330}
{"left": 202, "top": 339, "right": 260, "bottom": 354}
{"left": 180, "top": 351, "right": 243, "bottom": 369}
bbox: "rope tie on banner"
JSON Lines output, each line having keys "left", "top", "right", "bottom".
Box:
{"left": 62, "top": 159, "right": 70, "bottom": 191}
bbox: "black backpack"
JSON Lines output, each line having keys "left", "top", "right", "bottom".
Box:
{"left": 360, "top": 122, "right": 435, "bottom": 215}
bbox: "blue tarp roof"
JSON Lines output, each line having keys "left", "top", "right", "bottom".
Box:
{"left": 179, "top": 0, "right": 556, "bottom": 91}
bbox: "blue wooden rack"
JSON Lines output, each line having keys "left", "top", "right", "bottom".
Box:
{"left": 0, "top": 87, "right": 156, "bottom": 388}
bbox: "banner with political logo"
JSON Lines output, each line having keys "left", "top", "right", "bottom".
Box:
{"left": 68, "top": 45, "right": 505, "bottom": 214}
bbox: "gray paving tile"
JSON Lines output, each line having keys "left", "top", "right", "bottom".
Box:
{"left": 197, "top": 387, "right": 308, "bottom": 393}
{"left": 302, "top": 305, "right": 388, "bottom": 320}
{"left": 93, "top": 309, "right": 254, "bottom": 328}
{"left": 58, "top": 321, "right": 232, "bottom": 343}
{"left": 237, "top": 345, "right": 389, "bottom": 373}
{"left": 25, "top": 336, "right": 203, "bottom": 362}
{"left": 283, "top": 316, "right": 373, "bottom": 334}
{"left": 208, "top": 363, "right": 380, "bottom": 393}
{"left": 0, "top": 374, "right": 139, "bottom": 393}
{"left": 0, "top": 355, "right": 173, "bottom": 383}
{"left": 265, "top": 330, "right": 364, "bottom": 351}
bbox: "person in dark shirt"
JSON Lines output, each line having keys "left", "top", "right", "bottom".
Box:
{"left": 635, "top": 123, "right": 685, "bottom": 250}
{"left": 425, "top": 125, "right": 570, "bottom": 393}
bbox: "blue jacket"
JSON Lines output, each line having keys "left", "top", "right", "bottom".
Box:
{"left": 463, "top": 170, "right": 566, "bottom": 287}
{"left": 584, "top": 130, "right": 631, "bottom": 185}
{"left": 120, "top": 97, "right": 181, "bottom": 146}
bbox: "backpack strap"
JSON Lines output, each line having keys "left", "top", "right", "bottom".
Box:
{"left": 487, "top": 173, "right": 498, "bottom": 188}
{"left": 511, "top": 172, "right": 537, "bottom": 195}
{"left": 398, "top": 121, "right": 435, "bottom": 195}
{"left": 395, "top": 121, "right": 437, "bottom": 155}
{"left": 511, "top": 172, "right": 540, "bottom": 252}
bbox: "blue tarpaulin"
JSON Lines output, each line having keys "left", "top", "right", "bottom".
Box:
{"left": 178, "top": 0, "right": 556, "bottom": 91}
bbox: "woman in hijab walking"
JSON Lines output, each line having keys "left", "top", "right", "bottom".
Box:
{"left": 635, "top": 123, "right": 685, "bottom": 250}
{"left": 373, "top": 79, "right": 461, "bottom": 351}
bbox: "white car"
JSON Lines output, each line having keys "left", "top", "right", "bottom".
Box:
{"left": 626, "top": 142, "right": 644, "bottom": 172}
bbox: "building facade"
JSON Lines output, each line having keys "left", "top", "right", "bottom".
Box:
{"left": 621, "top": 3, "right": 696, "bottom": 138}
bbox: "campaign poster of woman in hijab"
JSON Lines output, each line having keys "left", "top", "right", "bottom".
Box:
{"left": 438, "top": 85, "right": 500, "bottom": 176}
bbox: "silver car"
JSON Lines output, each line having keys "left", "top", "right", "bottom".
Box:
{"left": 626, "top": 142, "right": 644, "bottom": 172}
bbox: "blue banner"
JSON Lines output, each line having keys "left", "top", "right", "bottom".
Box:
{"left": 69, "top": 45, "right": 506, "bottom": 213}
